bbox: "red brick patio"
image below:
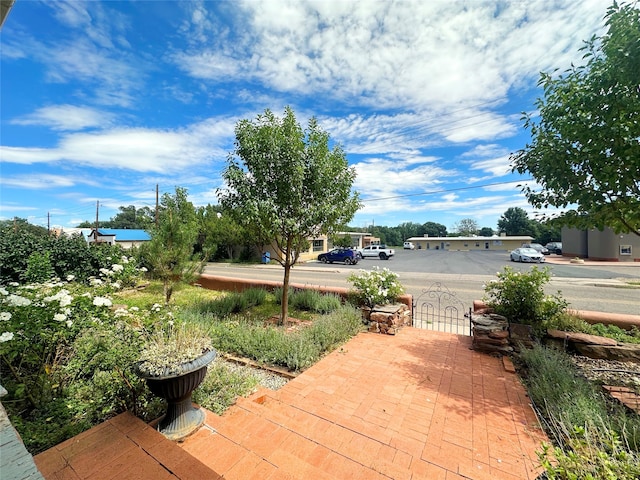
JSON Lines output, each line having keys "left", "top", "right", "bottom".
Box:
{"left": 35, "top": 328, "right": 547, "bottom": 479}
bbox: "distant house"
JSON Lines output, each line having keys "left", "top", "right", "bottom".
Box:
{"left": 88, "top": 229, "right": 151, "bottom": 249}
{"left": 405, "top": 235, "right": 534, "bottom": 252}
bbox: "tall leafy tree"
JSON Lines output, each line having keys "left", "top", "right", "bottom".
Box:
{"left": 479, "top": 227, "right": 494, "bottom": 237}
{"left": 498, "top": 207, "right": 535, "bottom": 236}
{"left": 422, "top": 221, "right": 447, "bottom": 237}
{"left": 511, "top": 3, "right": 640, "bottom": 236}
{"left": 219, "top": 107, "right": 360, "bottom": 323}
{"left": 139, "top": 187, "right": 203, "bottom": 304}
{"left": 453, "top": 218, "right": 478, "bottom": 236}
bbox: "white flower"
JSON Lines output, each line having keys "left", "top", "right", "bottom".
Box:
{"left": 44, "top": 289, "right": 73, "bottom": 307}
{"left": 90, "top": 278, "right": 103, "bottom": 286}
{"left": 93, "top": 297, "right": 112, "bottom": 307}
{"left": 66, "top": 274, "right": 76, "bottom": 281}
{"left": 121, "top": 256, "right": 130, "bottom": 264}
{"left": 0, "top": 312, "right": 11, "bottom": 321}
{"left": 151, "top": 303, "right": 161, "bottom": 312}
{"left": 0, "top": 287, "right": 8, "bottom": 296}
{"left": 54, "top": 313, "right": 67, "bottom": 322}
{"left": 9, "top": 282, "right": 19, "bottom": 287}
{"left": 99, "top": 268, "right": 113, "bottom": 276}
{"left": 112, "top": 281, "right": 121, "bottom": 290}
{"left": 114, "top": 308, "right": 129, "bottom": 317}
{"left": 66, "top": 320, "right": 73, "bottom": 328}
{"left": 0, "top": 331, "right": 14, "bottom": 342}
{"left": 130, "top": 306, "right": 139, "bottom": 312}
{"left": 139, "top": 267, "right": 148, "bottom": 272}
{"left": 7, "top": 294, "right": 31, "bottom": 307}
{"left": 111, "top": 264, "right": 124, "bottom": 273}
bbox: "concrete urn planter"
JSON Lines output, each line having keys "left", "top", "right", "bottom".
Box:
{"left": 136, "top": 349, "right": 216, "bottom": 441}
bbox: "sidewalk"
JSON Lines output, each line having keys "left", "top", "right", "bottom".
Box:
{"left": 35, "top": 328, "right": 547, "bottom": 480}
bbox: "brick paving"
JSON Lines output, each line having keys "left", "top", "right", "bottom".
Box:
{"left": 35, "top": 328, "right": 547, "bottom": 479}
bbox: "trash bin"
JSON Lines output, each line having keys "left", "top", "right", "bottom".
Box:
{"left": 262, "top": 251, "right": 271, "bottom": 264}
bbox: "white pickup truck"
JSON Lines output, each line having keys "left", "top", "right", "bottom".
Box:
{"left": 357, "top": 244, "right": 395, "bottom": 260}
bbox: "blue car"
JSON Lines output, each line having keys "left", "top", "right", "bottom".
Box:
{"left": 317, "top": 248, "right": 360, "bottom": 265}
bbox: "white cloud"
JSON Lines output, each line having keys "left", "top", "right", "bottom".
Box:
{"left": 12, "top": 105, "right": 113, "bottom": 131}
{"left": 0, "top": 117, "right": 236, "bottom": 173}
{"left": 0, "top": 174, "right": 95, "bottom": 190}
{"left": 176, "top": 0, "right": 606, "bottom": 113}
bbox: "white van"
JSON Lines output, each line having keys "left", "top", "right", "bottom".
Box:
{"left": 403, "top": 241, "right": 415, "bottom": 250}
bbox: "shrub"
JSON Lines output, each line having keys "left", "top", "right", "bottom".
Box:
{"left": 289, "top": 289, "right": 342, "bottom": 313}
{"left": 483, "top": 266, "right": 567, "bottom": 333}
{"left": 203, "top": 304, "right": 363, "bottom": 371}
{"left": 545, "top": 313, "right": 640, "bottom": 344}
{"left": 347, "top": 267, "right": 404, "bottom": 308}
{"left": 192, "top": 288, "right": 268, "bottom": 317}
{"left": 192, "top": 359, "right": 260, "bottom": 414}
{"left": 519, "top": 344, "right": 640, "bottom": 451}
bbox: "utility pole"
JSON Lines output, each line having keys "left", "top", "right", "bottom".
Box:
{"left": 47, "top": 212, "right": 50, "bottom": 234}
{"left": 95, "top": 201, "right": 99, "bottom": 242}
{"left": 155, "top": 184, "right": 159, "bottom": 227}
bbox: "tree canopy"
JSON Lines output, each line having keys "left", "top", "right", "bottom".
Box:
{"left": 511, "top": 2, "right": 640, "bottom": 236}
{"left": 498, "top": 207, "right": 535, "bottom": 236}
{"left": 219, "top": 107, "right": 360, "bottom": 322}
{"left": 453, "top": 218, "right": 479, "bottom": 236}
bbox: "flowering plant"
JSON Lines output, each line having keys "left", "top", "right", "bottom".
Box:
{"left": 347, "top": 267, "right": 404, "bottom": 309}
{"left": 135, "top": 321, "right": 213, "bottom": 378}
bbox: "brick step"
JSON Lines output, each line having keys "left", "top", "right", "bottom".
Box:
{"left": 34, "top": 412, "right": 221, "bottom": 480}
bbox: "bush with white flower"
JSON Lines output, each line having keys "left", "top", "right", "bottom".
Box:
{"left": 347, "top": 267, "right": 405, "bottom": 309}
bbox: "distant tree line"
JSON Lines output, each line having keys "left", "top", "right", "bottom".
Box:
{"left": 343, "top": 207, "right": 560, "bottom": 246}
{"left": 78, "top": 204, "right": 560, "bottom": 252}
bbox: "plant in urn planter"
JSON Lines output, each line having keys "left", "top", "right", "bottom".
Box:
{"left": 135, "top": 321, "right": 215, "bottom": 441}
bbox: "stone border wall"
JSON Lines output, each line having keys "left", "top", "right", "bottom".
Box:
{"left": 473, "top": 300, "right": 640, "bottom": 330}
{"left": 196, "top": 274, "right": 413, "bottom": 310}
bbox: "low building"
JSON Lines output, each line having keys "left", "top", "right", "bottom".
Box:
{"left": 562, "top": 227, "right": 640, "bottom": 262}
{"left": 405, "top": 235, "right": 534, "bottom": 252}
{"left": 88, "top": 229, "right": 151, "bottom": 249}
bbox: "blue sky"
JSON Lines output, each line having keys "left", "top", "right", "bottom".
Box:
{"left": 1, "top": 0, "right": 610, "bottom": 232}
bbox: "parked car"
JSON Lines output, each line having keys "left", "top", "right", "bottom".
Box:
{"left": 317, "top": 248, "right": 360, "bottom": 265}
{"left": 545, "top": 242, "right": 562, "bottom": 254}
{"left": 521, "top": 243, "right": 549, "bottom": 255}
{"left": 510, "top": 248, "right": 546, "bottom": 263}
{"left": 357, "top": 244, "right": 395, "bottom": 260}
{"left": 403, "top": 241, "right": 415, "bottom": 250}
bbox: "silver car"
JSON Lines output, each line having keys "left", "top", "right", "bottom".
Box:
{"left": 510, "top": 247, "right": 546, "bottom": 263}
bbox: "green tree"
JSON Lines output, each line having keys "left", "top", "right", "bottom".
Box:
{"left": 511, "top": 3, "right": 640, "bottom": 236}
{"left": 453, "top": 218, "right": 478, "bottom": 236}
{"left": 498, "top": 207, "right": 535, "bottom": 236}
{"left": 422, "top": 221, "right": 447, "bottom": 237}
{"left": 196, "top": 205, "right": 248, "bottom": 260}
{"left": 109, "top": 205, "right": 155, "bottom": 229}
{"left": 139, "top": 187, "right": 204, "bottom": 304}
{"left": 219, "top": 107, "right": 360, "bottom": 323}
{"left": 479, "top": 227, "right": 494, "bottom": 237}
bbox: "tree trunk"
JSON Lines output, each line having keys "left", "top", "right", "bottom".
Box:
{"left": 280, "top": 237, "right": 293, "bottom": 325}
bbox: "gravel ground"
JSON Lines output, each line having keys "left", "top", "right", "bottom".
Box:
{"left": 571, "top": 355, "right": 640, "bottom": 392}
{"left": 218, "top": 357, "right": 290, "bottom": 391}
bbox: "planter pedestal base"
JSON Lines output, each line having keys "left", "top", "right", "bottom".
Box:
{"left": 156, "top": 396, "right": 206, "bottom": 441}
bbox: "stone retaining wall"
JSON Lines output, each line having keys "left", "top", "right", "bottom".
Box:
{"left": 197, "top": 274, "right": 413, "bottom": 310}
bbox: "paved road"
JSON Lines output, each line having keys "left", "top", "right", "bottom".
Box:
{"left": 203, "top": 250, "right": 640, "bottom": 316}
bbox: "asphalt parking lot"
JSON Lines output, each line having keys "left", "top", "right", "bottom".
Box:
{"left": 312, "top": 249, "right": 640, "bottom": 280}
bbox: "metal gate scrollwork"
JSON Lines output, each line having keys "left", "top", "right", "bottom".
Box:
{"left": 412, "top": 282, "right": 471, "bottom": 335}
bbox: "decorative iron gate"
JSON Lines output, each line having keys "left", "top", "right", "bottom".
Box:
{"left": 412, "top": 282, "right": 471, "bottom": 335}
